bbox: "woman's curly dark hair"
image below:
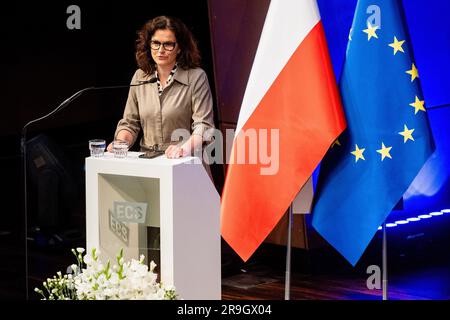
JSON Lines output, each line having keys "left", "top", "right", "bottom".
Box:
{"left": 136, "top": 16, "right": 201, "bottom": 75}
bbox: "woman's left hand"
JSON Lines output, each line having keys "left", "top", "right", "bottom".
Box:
{"left": 165, "top": 145, "right": 187, "bottom": 158}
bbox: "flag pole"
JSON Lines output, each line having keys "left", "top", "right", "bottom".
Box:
{"left": 382, "top": 221, "right": 388, "bottom": 300}
{"left": 284, "top": 204, "right": 293, "bottom": 300}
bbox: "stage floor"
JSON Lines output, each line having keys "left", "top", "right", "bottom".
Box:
{"left": 1, "top": 230, "right": 449, "bottom": 300}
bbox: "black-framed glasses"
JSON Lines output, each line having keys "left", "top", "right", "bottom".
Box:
{"left": 150, "top": 40, "right": 177, "bottom": 51}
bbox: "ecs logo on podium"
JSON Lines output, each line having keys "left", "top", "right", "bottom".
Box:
{"left": 109, "top": 201, "right": 148, "bottom": 245}
{"left": 113, "top": 201, "right": 148, "bottom": 224}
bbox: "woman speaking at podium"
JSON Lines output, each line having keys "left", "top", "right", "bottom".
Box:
{"left": 108, "top": 15, "right": 215, "bottom": 159}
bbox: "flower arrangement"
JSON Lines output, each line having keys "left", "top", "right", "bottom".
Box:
{"left": 35, "top": 248, "right": 177, "bottom": 300}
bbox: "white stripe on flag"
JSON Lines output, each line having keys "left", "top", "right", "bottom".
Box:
{"left": 236, "top": 0, "right": 321, "bottom": 135}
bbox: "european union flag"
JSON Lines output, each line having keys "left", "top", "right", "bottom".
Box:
{"left": 311, "top": 0, "right": 435, "bottom": 266}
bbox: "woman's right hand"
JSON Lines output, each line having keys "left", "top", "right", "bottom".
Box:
{"left": 109, "top": 130, "right": 133, "bottom": 152}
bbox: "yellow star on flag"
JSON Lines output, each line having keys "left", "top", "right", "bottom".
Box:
{"left": 409, "top": 96, "right": 426, "bottom": 114}
{"left": 406, "top": 63, "right": 419, "bottom": 82}
{"left": 363, "top": 22, "right": 379, "bottom": 41}
{"left": 389, "top": 36, "right": 405, "bottom": 55}
{"left": 399, "top": 125, "right": 415, "bottom": 143}
{"left": 351, "top": 144, "right": 366, "bottom": 162}
{"left": 377, "top": 143, "right": 392, "bottom": 161}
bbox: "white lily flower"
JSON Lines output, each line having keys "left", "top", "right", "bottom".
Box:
{"left": 35, "top": 247, "right": 176, "bottom": 300}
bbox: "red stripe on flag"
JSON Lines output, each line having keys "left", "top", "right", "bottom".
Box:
{"left": 221, "top": 22, "right": 346, "bottom": 261}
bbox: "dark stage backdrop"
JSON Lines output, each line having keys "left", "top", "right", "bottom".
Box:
{"left": 1, "top": 1, "right": 216, "bottom": 137}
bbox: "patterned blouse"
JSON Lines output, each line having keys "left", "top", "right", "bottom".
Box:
{"left": 155, "top": 64, "right": 178, "bottom": 96}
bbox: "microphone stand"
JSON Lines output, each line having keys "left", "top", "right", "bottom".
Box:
{"left": 21, "top": 79, "right": 155, "bottom": 299}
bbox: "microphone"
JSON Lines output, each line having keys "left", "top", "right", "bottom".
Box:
{"left": 20, "top": 76, "right": 156, "bottom": 299}
{"left": 22, "top": 77, "right": 157, "bottom": 131}
{"left": 138, "top": 78, "right": 158, "bottom": 85}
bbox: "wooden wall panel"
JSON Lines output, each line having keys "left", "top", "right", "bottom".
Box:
{"left": 208, "top": 0, "right": 270, "bottom": 125}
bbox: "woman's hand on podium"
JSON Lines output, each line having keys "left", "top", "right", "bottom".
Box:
{"left": 107, "top": 130, "right": 133, "bottom": 152}
{"left": 165, "top": 144, "right": 188, "bottom": 158}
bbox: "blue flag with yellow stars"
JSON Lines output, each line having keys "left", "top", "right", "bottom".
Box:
{"left": 311, "top": 0, "right": 435, "bottom": 266}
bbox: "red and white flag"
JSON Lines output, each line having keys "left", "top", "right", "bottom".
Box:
{"left": 221, "top": 0, "right": 346, "bottom": 261}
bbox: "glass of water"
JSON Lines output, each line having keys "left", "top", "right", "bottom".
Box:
{"left": 89, "top": 139, "right": 106, "bottom": 157}
{"left": 112, "top": 140, "right": 129, "bottom": 158}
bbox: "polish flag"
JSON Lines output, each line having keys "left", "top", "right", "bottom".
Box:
{"left": 221, "top": 0, "right": 346, "bottom": 261}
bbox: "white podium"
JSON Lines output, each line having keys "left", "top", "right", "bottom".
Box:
{"left": 85, "top": 152, "right": 221, "bottom": 299}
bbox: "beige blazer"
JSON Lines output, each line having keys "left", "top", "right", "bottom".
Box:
{"left": 115, "top": 67, "right": 215, "bottom": 152}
